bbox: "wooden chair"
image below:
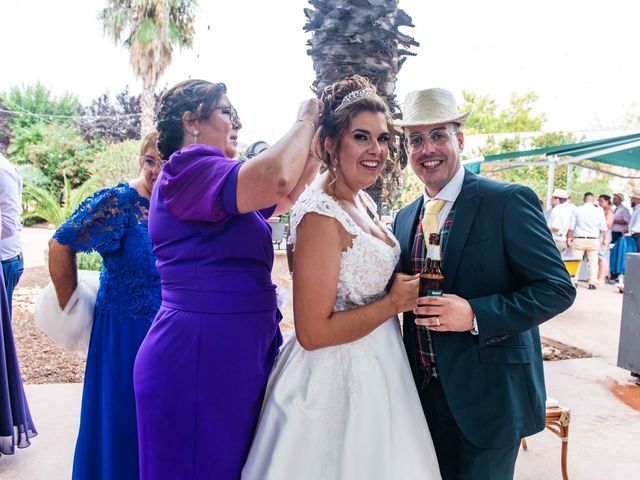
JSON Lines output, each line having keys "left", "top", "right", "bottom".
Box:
{"left": 521, "top": 402, "right": 571, "bottom": 480}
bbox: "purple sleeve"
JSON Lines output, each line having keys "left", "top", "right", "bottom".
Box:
{"left": 259, "top": 205, "right": 277, "bottom": 219}
{"left": 160, "top": 149, "right": 242, "bottom": 223}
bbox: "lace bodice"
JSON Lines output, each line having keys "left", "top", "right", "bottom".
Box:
{"left": 289, "top": 188, "right": 400, "bottom": 310}
{"left": 54, "top": 183, "right": 161, "bottom": 321}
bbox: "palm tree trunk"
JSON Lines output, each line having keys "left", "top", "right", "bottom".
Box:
{"left": 304, "top": 0, "right": 418, "bottom": 210}
{"left": 140, "top": 80, "right": 156, "bottom": 136}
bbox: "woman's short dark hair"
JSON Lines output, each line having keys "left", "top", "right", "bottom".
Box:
{"left": 155, "top": 79, "right": 227, "bottom": 160}
{"left": 313, "top": 75, "right": 400, "bottom": 200}
{"left": 599, "top": 194, "right": 611, "bottom": 204}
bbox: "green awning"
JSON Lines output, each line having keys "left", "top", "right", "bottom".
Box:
{"left": 466, "top": 132, "right": 640, "bottom": 173}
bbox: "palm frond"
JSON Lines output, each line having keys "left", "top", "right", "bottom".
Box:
{"left": 23, "top": 177, "right": 100, "bottom": 227}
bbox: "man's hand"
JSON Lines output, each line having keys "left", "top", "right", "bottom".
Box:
{"left": 413, "top": 294, "right": 474, "bottom": 332}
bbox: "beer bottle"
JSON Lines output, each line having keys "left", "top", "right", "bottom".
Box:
{"left": 417, "top": 233, "right": 444, "bottom": 318}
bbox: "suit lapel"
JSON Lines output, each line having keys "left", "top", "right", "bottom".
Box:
{"left": 399, "top": 196, "right": 423, "bottom": 273}
{"left": 443, "top": 170, "right": 482, "bottom": 290}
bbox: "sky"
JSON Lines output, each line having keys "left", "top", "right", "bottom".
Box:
{"left": 1, "top": 0, "right": 639, "bottom": 145}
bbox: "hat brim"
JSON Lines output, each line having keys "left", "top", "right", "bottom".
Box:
{"left": 395, "top": 110, "right": 471, "bottom": 128}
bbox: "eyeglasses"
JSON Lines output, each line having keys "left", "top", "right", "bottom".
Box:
{"left": 404, "top": 129, "right": 460, "bottom": 152}
{"left": 214, "top": 105, "right": 241, "bottom": 126}
{"left": 140, "top": 156, "right": 165, "bottom": 171}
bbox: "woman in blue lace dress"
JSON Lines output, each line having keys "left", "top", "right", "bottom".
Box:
{"left": 48, "top": 132, "right": 162, "bottom": 480}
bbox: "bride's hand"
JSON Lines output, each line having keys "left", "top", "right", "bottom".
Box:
{"left": 387, "top": 273, "right": 420, "bottom": 313}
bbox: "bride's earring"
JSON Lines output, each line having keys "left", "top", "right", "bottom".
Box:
{"left": 331, "top": 156, "right": 339, "bottom": 176}
{"left": 193, "top": 129, "right": 200, "bottom": 143}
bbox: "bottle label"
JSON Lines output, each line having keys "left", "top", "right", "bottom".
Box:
{"left": 427, "top": 244, "right": 441, "bottom": 261}
{"left": 427, "top": 289, "right": 443, "bottom": 296}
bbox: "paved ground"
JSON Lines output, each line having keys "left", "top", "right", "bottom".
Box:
{"left": 1, "top": 227, "right": 639, "bottom": 479}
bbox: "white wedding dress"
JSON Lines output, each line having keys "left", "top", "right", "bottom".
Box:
{"left": 242, "top": 188, "right": 441, "bottom": 480}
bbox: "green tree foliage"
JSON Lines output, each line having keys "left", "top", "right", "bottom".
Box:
{"left": 482, "top": 131, "right": 583, "bottom": 200}
{"left": 99, "top": 0, "right": 197, "bottom": 134}
{"left": 9, "top": 122, "right": 103, "bottom": 192}
{"left": 0, "top": 82, "right": 80, "bottom": 130}
{"left": 77, "top": 251, "right": 104, "bottom": 271}
{"left": 462, "top": 91, "right": 546, "bottom": 134}
{"left": 460, "top": 91, "right": 587, "bottom": 200}
{"left": 90, "top": 139, "right": 141, "bottom": 188}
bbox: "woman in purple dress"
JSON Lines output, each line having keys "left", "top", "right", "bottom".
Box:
{"left": 133, "top": 79, "right": 321, "bottom": 479}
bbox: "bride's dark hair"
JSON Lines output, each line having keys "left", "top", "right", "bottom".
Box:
{"left": 313, "top": 75, "right": 400, "bottom": 199}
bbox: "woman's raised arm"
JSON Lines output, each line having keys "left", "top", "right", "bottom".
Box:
{"left": 235, "top": 99, "right": 322, "bottom": 214}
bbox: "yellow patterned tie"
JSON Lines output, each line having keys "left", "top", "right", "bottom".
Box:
{"left": 421, "top": 199, "right": 447, "bottom": 238}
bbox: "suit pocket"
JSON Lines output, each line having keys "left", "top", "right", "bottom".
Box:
{"left": 478, "top": 345, "right": 533, "bottom": 364}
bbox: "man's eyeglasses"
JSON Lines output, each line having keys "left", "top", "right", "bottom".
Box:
{"left": 140, "top": 156, "right": 165, "bottom": 171}
{"left": 214, "top": 105, "right": 241, "bottom": 126}
{"left": 404, "top": 129, "right": 460, "bottom": 152}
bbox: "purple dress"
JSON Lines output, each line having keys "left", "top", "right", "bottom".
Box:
{"left": 134, "top": 144, "right": 282, "bottom": 479}
{"left": 0, "top": 265, "right": 36, "bottom": 457}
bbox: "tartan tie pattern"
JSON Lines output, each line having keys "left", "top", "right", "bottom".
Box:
{"left": 411, "top": 200, "right": 456, "bottom": 383}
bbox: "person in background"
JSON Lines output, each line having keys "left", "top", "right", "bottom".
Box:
{"left": 627, "top": 191, "right": 640, "bottom": 251}
{"left": 609, "top": 193, "right": 630, "bottom": 283}
{"left": 566, "top": 192, "right": 608, "bottom": 290}
{"left": 48, "top": 133, "right": 162, "bottom": 480}
{"left": 0, "top": 152, "right": 24, "bottom": 314}
{"left": 547, "top": 188, "right": 575, "bottom": 253}
{"left": 611, "top": 193, "right": 630, "bottom": 244}
{"left": 133, "top": 80, "right": 322, "bottom": 479}
{"left": 597, "top": 194, "right": 614, "bottom": 284}
{"left": 0, "top": 153, "right": 36, "bottom": 459}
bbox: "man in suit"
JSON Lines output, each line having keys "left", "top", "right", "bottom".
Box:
{"left": 393, "top": 88, "right": 576, "bottom": 479}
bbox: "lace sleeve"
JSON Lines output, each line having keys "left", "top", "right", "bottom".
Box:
{"left": 288, "top": 188, "right": 358, "bottom": 248}
{"left": 53, "top": 184, "right": 143, "bottom": 254}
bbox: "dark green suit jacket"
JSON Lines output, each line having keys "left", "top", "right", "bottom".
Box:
{"left": 393, "top": 170, "right": 575, "bottom": 449}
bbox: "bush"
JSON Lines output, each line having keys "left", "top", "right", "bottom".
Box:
{"left": 18, "top": 163, "right": 49, "bottom": 190}
{"left": 90, "top": 140, "right": 140, "bottom": 189}
{"left": 77, "top": 251, "right": 103, "bottom": 271}
{"left": 9, "top": 122, "right": 103, "bottom": 193}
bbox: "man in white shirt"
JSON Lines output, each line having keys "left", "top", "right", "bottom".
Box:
{"left": 567, "top": 192, "right": 608, "bottom": 290}
{"left": 0, "top": 152, "right": 24, "bottom": 314}
{"left": 547, "top": 188, "right": 576, "bottom": 253}
{"left": 611, "top": 193, "right": 631, "bottom": 243}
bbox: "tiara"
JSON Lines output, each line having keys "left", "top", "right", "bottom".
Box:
{"left": 335, "top": 89, "right": 377, "bottom": 111}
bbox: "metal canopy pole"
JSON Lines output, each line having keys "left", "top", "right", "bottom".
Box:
{"left": 546, "top": 155, "right": 558, "bottom": 210}
{"left": 566, "top": 163, "right": 573, "bottom": 192}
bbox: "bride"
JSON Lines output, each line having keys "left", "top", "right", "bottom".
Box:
{"left": 242, "top": 76, "right": 441, "bottom": 480}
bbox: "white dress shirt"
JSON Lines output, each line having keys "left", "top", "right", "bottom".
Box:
{"left": 423, "top": 164, "right": 465, "bottom": 230}
{"left": 547, "top": 202, "right": 576, "bottom": 241}
{"left": 569, "top": 203, "right": 607, "bottom": 239}
{"left": 612, "top": 204, "right": 631, "bottom": 233}
{"left": 628, "top": 205, "right": 640, "bottom": 234}
{"left": 0, "top": 154, "right": 23, "bottom": 260}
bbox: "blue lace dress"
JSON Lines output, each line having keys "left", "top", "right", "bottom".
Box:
{"left": 53, "top": 183, "right": 161, "bottom": 480}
